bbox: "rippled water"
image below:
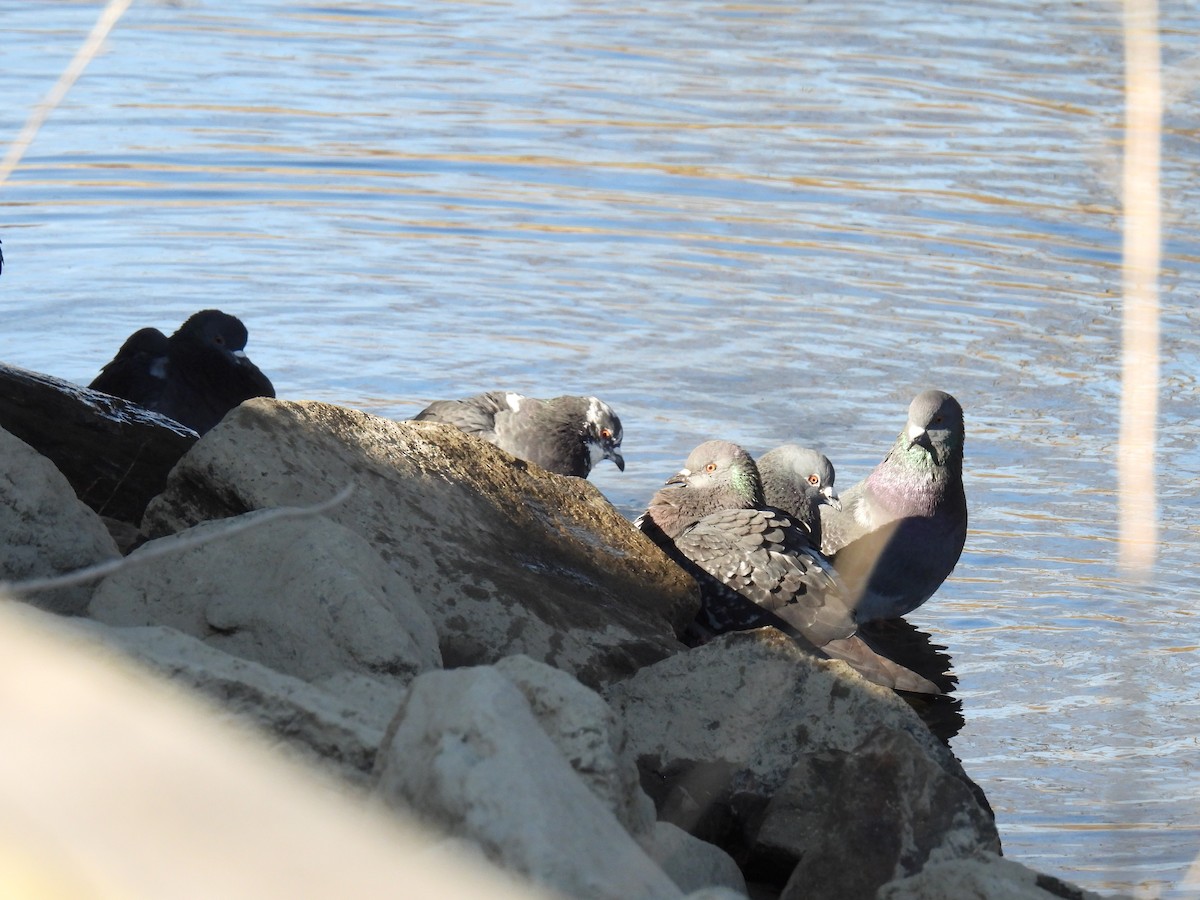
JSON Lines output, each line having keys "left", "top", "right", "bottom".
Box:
{"left": 3, "top": 1, "right": 1200, "bottom": 895}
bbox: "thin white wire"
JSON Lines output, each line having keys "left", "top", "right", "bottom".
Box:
{"left": 2, "top": 484, "right": 356, "bottom": 596}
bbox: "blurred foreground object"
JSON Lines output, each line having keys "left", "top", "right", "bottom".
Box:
{"left": 0, "top": 599, "right": 548, "bottom": 900}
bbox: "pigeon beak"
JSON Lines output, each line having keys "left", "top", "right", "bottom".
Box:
{"left": 906, "top": 421, "right": 931, "bottom": 450}
{"left": 666, "top": 467, "right": 690, "bottom": 486}
{"left": 608, "top": 449, "right": 626, "bottom": 472}
{"left": 821, "top": 485, "right": 842, "bottom": 510}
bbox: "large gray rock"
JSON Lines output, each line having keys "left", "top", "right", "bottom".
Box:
{"left": 640, "top": 821, "right": 748, "bottom": 897}
{"left": 876, "top": 852, "right": 1133, "bottom": 900}
{"left": 42, "top": 611, "right": 405, "bottom": 785}
{"left": 494, "top": 655, "right": 657, "bottom": 836}
{"left": 373, "top": 665, "right": 685, "bottom": 900}
{"left": 606, "top": 629, "right": 998, "bottom": 892}
{"left": 89, "top": 510, "right": 441, "bottom": 686}
{"left": 141, "top": 398, "right": 696, "bottom": 689}
{"left": 774, "top": 727, "right": 1000, "bottom": 900}
{"left": 0, "top": 425, "right": 120, "bottom": 615}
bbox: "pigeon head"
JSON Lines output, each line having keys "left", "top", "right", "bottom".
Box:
{"left": 582, "top": 397, "right": 625, "bottom": 472}
{"left": 759, "top": 444, "right": 840, "bottom": 512}
{"left": 666, "top": 440, "right": 763, "bottom": 509}
{"left": 639, "top": 439, "right": 763, "bottom": 541}
{"left": 902, "top": 390, "right": 964, "bottom": 468}
{"left": 173, "top": 310, "right": 252, "bottom": 364}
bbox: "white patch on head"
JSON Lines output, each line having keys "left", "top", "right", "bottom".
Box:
{"left": 585, "top": 396, "right": 606, "bottom": 428}
{"left": 149, "top": 359, "right": 168, "bottom": 380}
{"left": 505, "top": 392, "right": 524, "bottom": 412}
{"left": 906, "top": 421, "right": 926, "bottom": 440}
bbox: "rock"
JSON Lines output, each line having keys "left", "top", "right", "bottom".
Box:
{"left": 88, "top": 510, "right": 441, "bottom": 686}
{"left": 493, "top": 655, "right": 656, "bottom": 836}
{"left": 0, "top": 425, "right": 120, "bottom": 615}
{"left": 0, "top": 596, "right": 550, "bottom": 900}
{"left": 0, "top": 361, "right": 197, "bottom": 524}
{"left": 772, "top": 728, "right": 1000, "bottom": 900}
{"left": 640, "top": 821, "right": 748, "bottom": 897}
{"left": 53, "top": 613, "right": 405, "bottom": 785}
{"left": 605, "top": 629, "right": 998, "bottom": 891}
{"left": 876, "top": 852, "right": 1134, "bottom": 900}
{"left": 373, "top": 665, "right": 685, "bottom": 900}
{"left": 142, "top": 398, "right": 696, "bottom": 690}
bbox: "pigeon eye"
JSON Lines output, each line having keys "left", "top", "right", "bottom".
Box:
{"left": 705, "top": 462, "right": 718, "bottom": 473}
{"left": 807, "top": 474, "right": 820, "bottom": 485}
{"left": 600, "top": 428, "right": 612, "bottom": 439}
{"left": 214, "top": 335, "right": 225, "bottom": 346}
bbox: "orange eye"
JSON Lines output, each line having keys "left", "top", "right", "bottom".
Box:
{"left": 807, "top": 474, "right": 820, "bottom": 485}
{"left": 705, "top": 462, "right": 717, "bottom": 473}
{"left": 600, "top": 428, "right": 612, "bottom": 439}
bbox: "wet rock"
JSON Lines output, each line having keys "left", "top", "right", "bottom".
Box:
{"left": 0, "top": 361, "right": 197, "bottom": 524}
{"left": 772, "top": 728, "right": 1000, "bottom": 900}
{"left": 373, "top": 664, "right": 686, "bottom": 900}
{"left": 142, "top": 398, "right": 696, "bottom": 690}
{"left": 88, "top": 510, "right": 441, "bottom": 686}
{"left": 876, "top": 852, "right": 1135, "bottom": 900}
{"left": 605, "top": 628, "right": 998, "bottom": 892}
{"left": 0, "top": 425, "right": 120, "bottom": 615}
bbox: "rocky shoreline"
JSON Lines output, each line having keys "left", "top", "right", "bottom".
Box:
{"left": 0, "top": 364, "right": 1126, "bottom": 899}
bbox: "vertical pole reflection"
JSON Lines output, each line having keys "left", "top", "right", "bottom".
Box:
{"left": 1118, "top": 0, "right": 1161, "bottom": 573}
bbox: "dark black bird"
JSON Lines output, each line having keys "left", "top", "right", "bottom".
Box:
{"left": 89, "top": 309, "right": 275, "bottom": 434}
{"left": 818, "top": 390, "right": 967, "bottom": 622}
{"left": 412, "top": 391, "right": 625, "bottom": 478}
{"left": 638, "top": 440, "right": 940, "bottom": 694}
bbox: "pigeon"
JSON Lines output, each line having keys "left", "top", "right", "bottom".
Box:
{"left": 758, "top": 443, "right": 840, "bottom": 546}
{"left": 639, "top": 440, "right": 941, "bottom": 694}
{"left": 818, "top": 390, "right": 967, "bottom": 622}
{"left": 412, "top": 391, "right": 625, "bottom": 478}
{"left": 89, "top": 309, "right": 275, "bottom": 435}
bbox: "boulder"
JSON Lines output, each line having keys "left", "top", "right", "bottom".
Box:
{"left": 640, "top": 821, "right": 748, "bottom": 897}
{"left": 605, "top": 629, "right": 999, "bottom": 892}
{"left": 0, "top": 361, "right": 197, "bottom": 524}
{"left": 373, "top": 664, "right": 685, "bottom": 900}
{"left": 493, "top": 654, "right": 657, "bottom": 836}
{"left": 141, "top": 398, "right": 696, "bottom": 689}
{"left": 0, "top": 425, "right": 120, "bottom": 615}
{"left": 773, "top": 727, "right": 1000, "bottom": 900}
{"left": 489, "top": 656, "right": 746, "bottom": 895}
{"left": 88, "top": 510, "right": 441, "bottom": 686}
{"left": 48, "top": 612, "right": 405, "bottom": 785}
{"left": 876, "top": 852, "right": 1134, "bottom": 900}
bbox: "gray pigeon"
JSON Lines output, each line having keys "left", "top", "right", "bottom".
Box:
{"left": 818, "top": 390, "right": 967, "bottom": 622}
{"left": 638, "top": 440, "right": 941, "bottom": 694}
{"left": 758, "top": 443, "right": 840, "bottom": 546}
{"left": 412, "top": 391, "right": 625, "bottom": 478}
{"left": 89, "top": 309, "right": 275, "bottom": 435}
